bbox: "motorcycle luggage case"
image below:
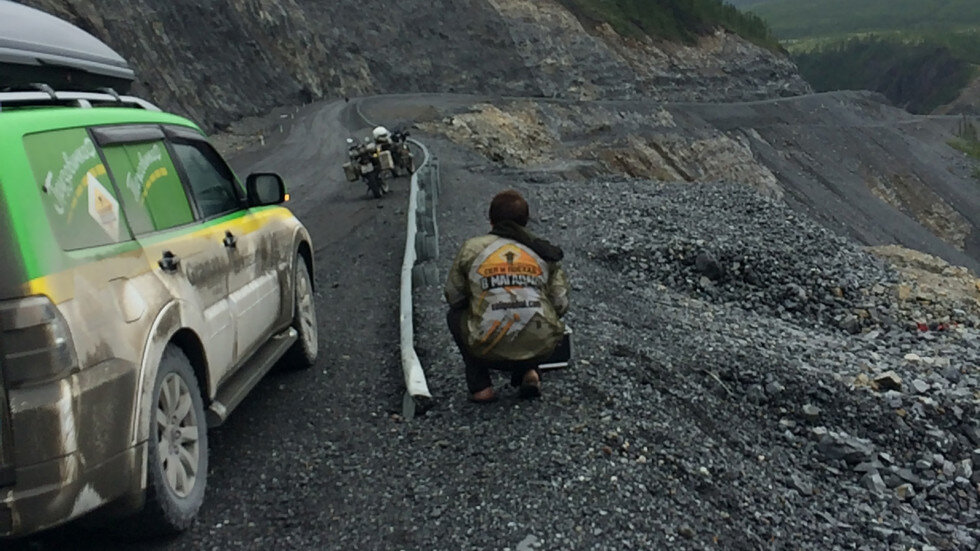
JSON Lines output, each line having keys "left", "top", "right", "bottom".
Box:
{"left": 343, "top": 162, "right": 359, "bottom": 182}
{"left": 378, "top": 150, "right": 395, "bottom": 171}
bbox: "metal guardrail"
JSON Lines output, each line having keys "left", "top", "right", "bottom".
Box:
{"left": 400, "top": 138, "right": 440, "bottom": 419}
{"left": 351, "top": 97, "right": 439, "bottom": 419}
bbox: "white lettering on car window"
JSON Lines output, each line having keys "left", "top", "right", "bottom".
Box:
{"left": 125, "top": 143, "right": 164, "bottom": 204}
{"left": 43, "top": 137, "right": 98, "bottom": 215}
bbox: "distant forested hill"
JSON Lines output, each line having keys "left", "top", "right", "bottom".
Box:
{"left": 793, "top": 37, "right": 976, "bottom": 113}
{"left": 557, "top": 0, "right": 779, "bottom": 48}
{"left": 745, "top": 0, "right": 980, "bottom": 39}
{"left": 740, "top": 0, "right": 980, "bottom": 114}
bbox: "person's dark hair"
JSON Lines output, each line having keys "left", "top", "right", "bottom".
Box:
{"left": 489, "top": 190, "right": 529, "bottom": 226}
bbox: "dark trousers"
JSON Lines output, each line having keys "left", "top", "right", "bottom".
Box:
{"left": 447, "top": 307, "right": 542, "bottom": 393}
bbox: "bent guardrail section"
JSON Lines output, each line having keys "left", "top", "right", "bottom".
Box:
{"left": 400, "top": 138, "right": 440, "bottom": 418}
{"left": 352, "top": 96, "right": 438, "bottom": 419}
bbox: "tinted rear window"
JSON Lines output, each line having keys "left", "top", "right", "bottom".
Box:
{"left": 102, "top": 140, "right": 194, "bottom": 234}
{"left": 23, "top": 128, "right": 129, "bottom": 250}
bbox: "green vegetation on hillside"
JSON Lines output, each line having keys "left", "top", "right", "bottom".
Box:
{"left": 724, "top": 0, "right": 770, "bottom": 7}
{"left": 557, "top": 0, "right": 780, "bottom": 49}
{"left": 741, "top": 0, "right": 980, "bottom": 114}
{"left": 788, "top": 28, "right": 980, "bottom": 65}
{"left": 950, "top": 118, "right": 980, "bottom": 181}
{"left": 793, "top": 35, "right": 976, "bottom": 113}
{"left": 746, "top": 0, "right": 980, "bottom": 40}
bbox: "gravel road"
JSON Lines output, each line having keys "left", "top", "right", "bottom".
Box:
{"left": 12, "top": 95, "right": 979, "bottom": 550}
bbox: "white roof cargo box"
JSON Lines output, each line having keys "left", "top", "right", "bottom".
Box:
{"left": 0, "top": 1, "right": 134, "bottom": 92}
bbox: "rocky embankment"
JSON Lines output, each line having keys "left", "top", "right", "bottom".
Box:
{"left": 416, "top": 92, "right": 980, "bottom": 273}
{"left": 22, "top": 0, "right": 808, "bottom": 131}
{"left": 393, "top": 88, "right": 979, "bottom": 547}
{"left": 412, "top": 144, "right": 980, "bottom": 548}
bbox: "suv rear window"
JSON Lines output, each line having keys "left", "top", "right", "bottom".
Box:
{"left": 23, "top": 128, "right": 128, "bottom": 250}
{"left": 101, "top": 141, "right": 194, "bottom": 234}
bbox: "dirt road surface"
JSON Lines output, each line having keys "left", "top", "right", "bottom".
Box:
{"left": 12, "top": 94, "right": 979, "bottom": 550}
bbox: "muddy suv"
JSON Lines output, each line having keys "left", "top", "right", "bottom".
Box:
{"left": 0, "top": 89, "right": 318, "bottom": 537}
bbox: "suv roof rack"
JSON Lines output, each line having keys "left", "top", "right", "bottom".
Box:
{"left": 0, "top": 87, "right": 160, "bottom": 112}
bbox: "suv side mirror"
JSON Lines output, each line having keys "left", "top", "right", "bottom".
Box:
{"left": 246, "top": 173, "right": 286, "bottom": 206}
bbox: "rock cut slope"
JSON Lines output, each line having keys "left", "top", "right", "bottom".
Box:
{"left": 21, "top": 0, "right": 809, "bottom": 130}
{"left": 417, "top": 91, "right": 980, "bottom": 273}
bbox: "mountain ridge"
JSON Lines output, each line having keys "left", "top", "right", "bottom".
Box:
{"left": 20, "top": 0, "right": 809, "bottom": 131}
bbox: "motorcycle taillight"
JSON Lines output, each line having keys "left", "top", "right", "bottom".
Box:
{"left": 0, "top": 296, "right": 78, "bottom": 388}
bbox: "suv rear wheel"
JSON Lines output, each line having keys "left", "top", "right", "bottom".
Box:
{"left": 136, "top": 345, "right": 208, "bottom": 536}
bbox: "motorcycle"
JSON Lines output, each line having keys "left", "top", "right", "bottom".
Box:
{"left": 390, "top": 129, "right": 416, "bottom": 176}
{"left": 343, "top": 137, "right": 388, "bottom": 199}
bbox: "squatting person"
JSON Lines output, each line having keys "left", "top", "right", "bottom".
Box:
{"left": 445, "top": 189, "right": 569, "bottom": 402}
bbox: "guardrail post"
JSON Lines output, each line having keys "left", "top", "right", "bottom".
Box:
{"left": 412, "top": 263, "right": 439, "bottom": 287}
{"left": 428, "top": 157, "right": 441, "bottom": 196}
{"left": 413, "top": 166, "right": 440, "bottom": 264}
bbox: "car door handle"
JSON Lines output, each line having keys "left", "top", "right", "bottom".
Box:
{"left": 158, "top": 251, "right": 180, "bottom": 273}
{"left": 223, "top": 231, "right": 237, "bottom": 249}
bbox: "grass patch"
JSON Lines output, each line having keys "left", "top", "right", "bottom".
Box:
{"left": 950, "top": 139, "right": 980, "bottom": 159}
{"left": 949, "top": 118, "right": 980, "bottom": 181}
{"left": 950, "top": 138, "right": 980, "bottom": 159}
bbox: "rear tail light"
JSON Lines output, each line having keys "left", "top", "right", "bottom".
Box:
{"left": 0, "top": 296, "right": 78, "bottom": 388}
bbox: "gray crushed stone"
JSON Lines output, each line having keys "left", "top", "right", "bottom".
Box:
{"left": 412, "top": 175, "right": 979, "bottom": 550}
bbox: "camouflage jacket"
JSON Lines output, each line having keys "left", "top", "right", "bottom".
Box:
{"left": 445, "top": 223, "right": 569, "bottom": 362}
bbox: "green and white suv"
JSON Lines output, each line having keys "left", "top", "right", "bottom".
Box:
{"left": 0, "top": 88, "right": 318, "bottom": 537}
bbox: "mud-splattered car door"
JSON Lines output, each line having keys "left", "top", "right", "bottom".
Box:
{"left": 164, "top": 130, "right": 284, "bottom": 369}
{"left": 97, "top": 127, "right": 236, "bottom": 392}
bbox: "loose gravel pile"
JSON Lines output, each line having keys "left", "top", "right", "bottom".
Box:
{"left": 593, "top": 184, "right": 896, "bottom": 325}
{"left": 414, "top": 173, "right": 979, "bottom": 550}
